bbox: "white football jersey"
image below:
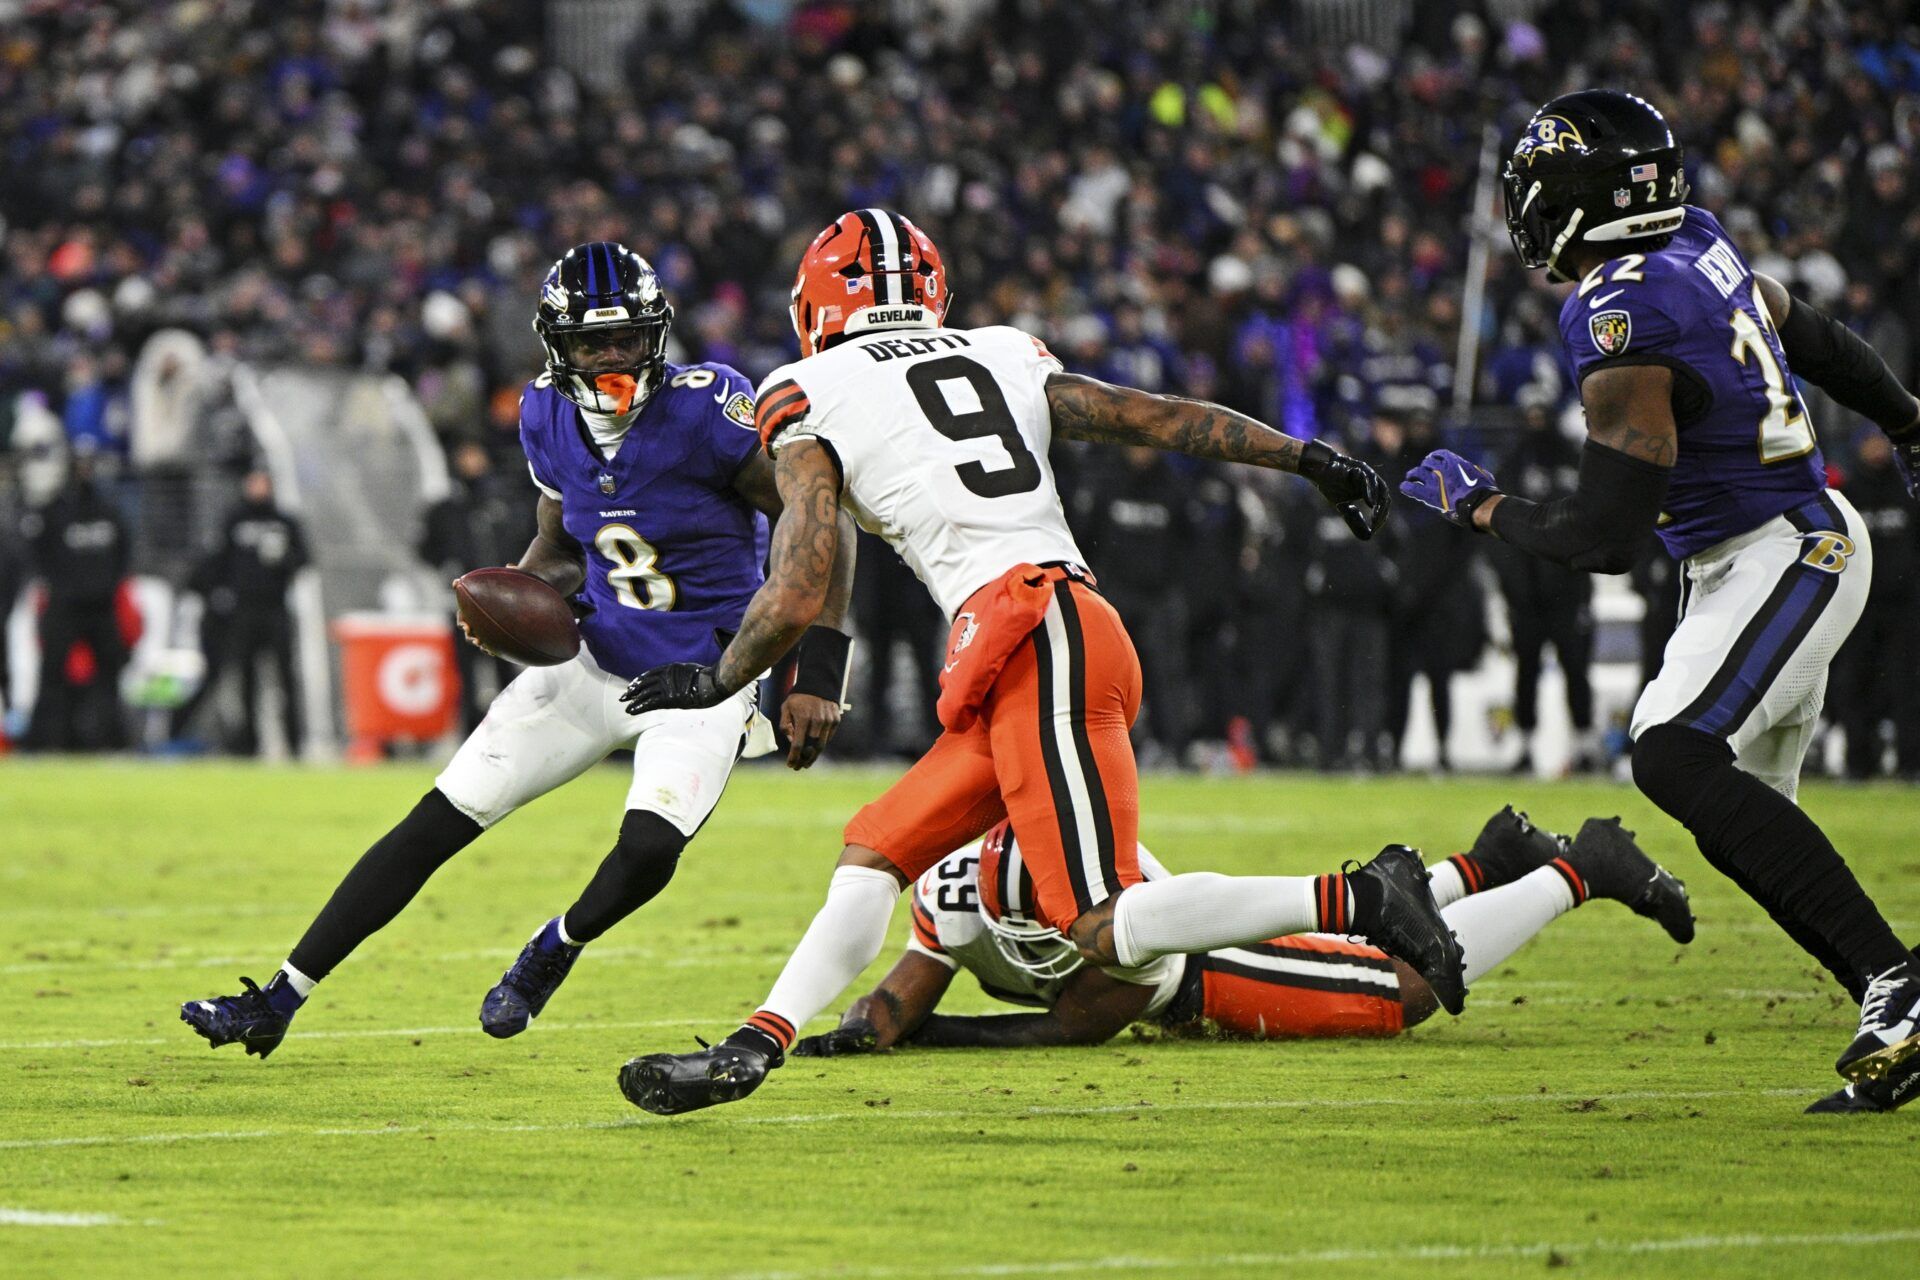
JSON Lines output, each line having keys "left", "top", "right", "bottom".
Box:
{"left": 907, "top": 840, "right": 1184, "bottom": 1016}
{"left": 759, "top": 325, "right": 1088, "bottom": 617}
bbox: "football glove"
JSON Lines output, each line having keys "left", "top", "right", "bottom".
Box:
{"left": 790, "top": 1018, "right": 880, "bottom": 1058}
{"left": 1889, "top": 424, "right": 1920, "bottom": 502}
{"left": 1299, "top": 440, "right": 1391, "bottom": 540}
{"left": 622, "top": 662, "right": 726, "bottom": 716}
{"left": 1399, "top": 449, "right": 1501, "bottom": 530}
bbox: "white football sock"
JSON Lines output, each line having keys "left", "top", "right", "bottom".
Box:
{"left": 757, "top": 865, "right": 902, "bottom": 1036}
{"left": 1427, "top": 859, "right": 1470, "bottom": 909}
{"left": 278, "top": 961, "right": 317, "bottom": 998}
{"left": 1112, "top": 873, "right": 1320, "bottom": 967}
{"left": 1443, "top": 865, "right": 1576, "bottom": 987}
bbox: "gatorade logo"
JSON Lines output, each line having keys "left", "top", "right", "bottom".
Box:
{"left": 377, "top": 643, "right": 446, "bottom": 717}
{"left": 1800, "top": 532, "right": 1856, "bottom": 575}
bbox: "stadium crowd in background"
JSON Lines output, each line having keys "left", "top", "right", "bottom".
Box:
{"left": 2, "top": 0, "right": 1918, "bottom": 771}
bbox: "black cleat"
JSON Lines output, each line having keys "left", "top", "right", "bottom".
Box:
{"left": 1462, "top": 805, "right": 1566, "bottom": 891}
{"left": 179, "top": 975, "right": 298, "bottom": 1059}
{"left": 618, "top": 1040, "right": 777, "bottom": 1115}
{"left": 1348, "top": 844, "right": 1466, "bottom": 1016}
{"left": 1806, "top": 1051, "right": 1920, "bottom": 1114}
{"left": 480, "top": 919, "right": 582, "bottom": 1039}
{"left": 1566, "top": 817, "right": 1695, "bottom": 944}
{"left": 1837, "top": 961, "right": 1920, "bottom": 1082}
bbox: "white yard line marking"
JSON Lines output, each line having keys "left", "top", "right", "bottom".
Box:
{"left": 0, "top": 1086, "right": 1809, "bottom": 1152}
{"left": 0, "top": 1016, "right": 705, "bottom": 1052}
{"left": 0, "top": 943, "right": 754, "bottom": 977}
{"left": 0, "top": 1207, "right": 133, "bottom": 1227}
{"left": 636, "top": 1230, "right": 1920, "bottom": 1280}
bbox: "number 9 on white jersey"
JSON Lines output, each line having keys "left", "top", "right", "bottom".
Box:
{"left": 757, "top": 325, "right": 1089, "bottom": 618}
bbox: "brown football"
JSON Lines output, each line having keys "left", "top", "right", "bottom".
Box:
{"left": 453, "top": 567, "right": 581, "bottom": 667}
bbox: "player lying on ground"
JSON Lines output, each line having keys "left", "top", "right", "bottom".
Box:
{"left": 180, "top": 243, "right": 856, "bottom": 1058}
{"left": 791, "top": 807, "right": 1692, "bottom": 1056}
{"left": 614, "top": 208, "right": 1468, "bottom": 1117}
{"left": 1398, "top": 90, "right": 1920, "bottom": 1107}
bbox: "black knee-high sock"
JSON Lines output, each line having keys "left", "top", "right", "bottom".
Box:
{"left": 1633, "top": 724, "right": 1910, "bottom": 985}
{"left": 1713, "top": 852, "right": 1866, "bottom": 1000}
{"left": 287, "top": 790, "right": 482, "bottom": 980}
{"left": 561, "top": 811, "right": 687, "bottom": 943}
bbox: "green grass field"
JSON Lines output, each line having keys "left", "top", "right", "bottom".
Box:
{"left": 4, "top": 759, "right": 1918, "bottom": 1279}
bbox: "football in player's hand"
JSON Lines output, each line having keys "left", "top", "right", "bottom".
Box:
{"left": 453, "top": 567, "right": 580, "bottom": 667}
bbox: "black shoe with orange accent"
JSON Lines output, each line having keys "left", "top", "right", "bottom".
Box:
{"left": 1562, "top": 817, "right": 1695, "bottom": 944}
{"left": 1447, "top": 806, "right": 1566, "bottom": 895}
{"left": 1346, "top": 845, "right": 1466, "bottom": 1016}
{"left": 619, "top": 1039, "right": 780, "bottom": 1115}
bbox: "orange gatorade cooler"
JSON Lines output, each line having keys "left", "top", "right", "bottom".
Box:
{"left": 333, "top": 613, "right": 459, "bottom": 761}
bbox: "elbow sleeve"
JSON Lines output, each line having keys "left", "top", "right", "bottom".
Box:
{"left": 1489, "top": 441, "right": 1669, "bottom": 573}
{"left": 1776, "top": 295, "right": 1917, "bottom": 434}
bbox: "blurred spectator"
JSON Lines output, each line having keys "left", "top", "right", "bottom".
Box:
{"left": 169, "top": 471, "right": 309, "bottom": 756}
{"left": 1630, "top": 543, "right": 1682, "bottom": 695}
{"left": 849, "top": 530, "right": 942, "bottom": 758}
{"left": 1233, "top": 478, "right": 1317, "bottom": 766}
{"left": 1301, "top": 438, "right": 1399, "bottom": 771}
{"left": 420, "top": 443, "right": 535, "bottom": 732}
{"left": 20, "top": 455, "right": 130, "bottom": 751}
{"left": 1833, "top": 433, "right": 1920, "bottom": 778}
{"left": 1490, "top": 408, "right": 1600, "bottom": 773}
{"left": 1180, "top": 460, "right": 1251, "bottom": 751}
{"left": 1382, "top": 413, "right": 1484, "bottom": 771}
{"left": 1078, "top": 445, "right": 1192, "bottom": 763}
{"left": 0, "top": 515, "right": 24, "bottom": 729}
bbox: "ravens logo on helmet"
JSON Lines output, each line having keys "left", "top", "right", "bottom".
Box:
{"left": 1502, "top": 90, "right": 1689, "bottom": 281}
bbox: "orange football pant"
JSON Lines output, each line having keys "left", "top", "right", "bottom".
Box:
{"left": 845, "top": 577, "right": 1143, "bottom": 931}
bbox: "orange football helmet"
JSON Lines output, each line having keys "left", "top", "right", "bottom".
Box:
{"left": 789, "top": 208, "right": 950, "bottom": 357}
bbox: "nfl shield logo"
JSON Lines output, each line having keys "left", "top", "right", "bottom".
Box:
{"left": 1590, "top": 309, "right": 1632, "bottom": 357}
{"left": 1613, "top": 188, "right": 1631, "bottom": 208}
{"left": 597, "top": 472, "right": 616, "bottom": 496}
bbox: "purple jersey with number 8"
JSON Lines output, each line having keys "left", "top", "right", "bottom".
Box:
{"left": 1558, "top": 206, "right": 1827, "bottom": 559}
{"left": 519, "top": 362, "right": 768, "bottom": 679}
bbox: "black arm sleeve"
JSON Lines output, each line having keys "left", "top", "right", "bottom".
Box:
{"left": 1487, "top": 441, "right": 1670, "bottom": 575}
{"left": 1776, "top": 295, "right": 1919, "bottom": 435}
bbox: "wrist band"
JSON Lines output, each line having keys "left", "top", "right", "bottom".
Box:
{"left": 791, "top": 626, "right": 854, "bottom": 706}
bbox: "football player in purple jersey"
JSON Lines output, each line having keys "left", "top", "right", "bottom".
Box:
{"left": 180, "top": 244, "right": 857, "bottom": 1059}
{"left": 1400, "top": 91, "right": 1920, "bottom": 1112}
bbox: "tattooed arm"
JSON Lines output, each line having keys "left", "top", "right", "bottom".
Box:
{"left": 1046, "top": 371, "right": 1306, "bottom": 469}
{"left": 1470, "top": 363, "right": 1674, "bottom": 574}
{"left": 711, "top": 438, "right": 844, "bottom": 694}
{"left": 1045, "top": 372, "right": 1392, "bottom": 538}
{"left": 791, "top": 950, "right": 958, "bottom": 1056}
{"left": 729, "top": 449, "right": 857, "bottom": 632}
{"left": 906, "top": 967, "right": 1156, "bottom": 1049}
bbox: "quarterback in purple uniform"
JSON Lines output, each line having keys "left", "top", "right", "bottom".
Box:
{"left": 180, "top": 243, "right": 856, "bottom": 1058}
{"left": 1400, "top": 91, "right": 1920, "bottom": 1112}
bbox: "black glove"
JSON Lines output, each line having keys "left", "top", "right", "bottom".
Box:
{"left": 1890, "top": 424, "right": 1920, "bottom": 502}
{"left": 790, "top": 1018, "right": 880, "bottom": 1058}
{"left": 1299, "top": 439, "right": 1392, "bottom": 539}
{"left": 569, "top": 595, "right": 596, "bottom": 622}
{"left": 621, "top": 662, "right": 726, "bottom": 716}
